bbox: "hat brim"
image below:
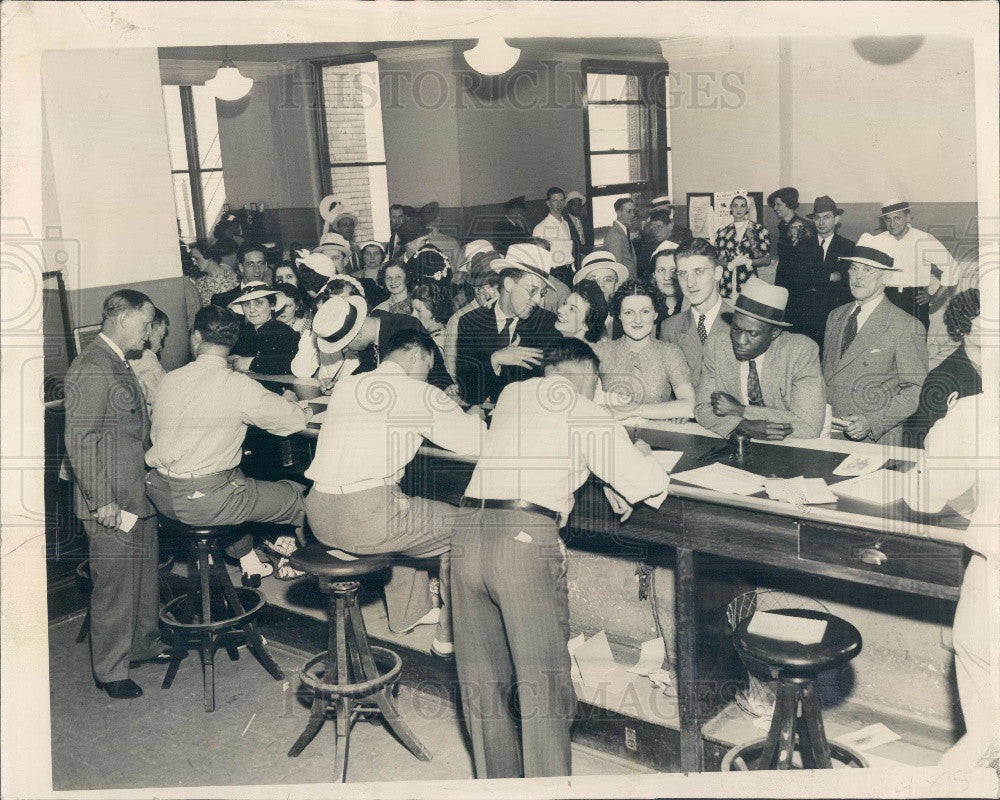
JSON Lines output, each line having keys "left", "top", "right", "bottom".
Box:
{"left": 228, "top": 289, "right": 279, "bottom": 313}
{"left": 839, "top": 255, "right": 900, "bottom": 271}
{"left": 574, "top": 261, "right": 629, "bottom": 287}
{"left": 732, "top": 307, "right": 793, "bottom": 328}
{"left": 492, "top": 259, "right": 558, "bottom": 290}
{"left": 315, "top": 296, "right": 368, "bottom": 354}
{"left": 807, "top": 208, "right": 844, "bottom": 217}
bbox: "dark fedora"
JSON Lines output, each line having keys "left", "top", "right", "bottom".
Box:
{"left": 807, "top": 195, "right": 844, "bottom": 217}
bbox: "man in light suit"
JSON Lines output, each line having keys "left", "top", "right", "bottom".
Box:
{"left": 64, "top": 289, "right": 170, "bottom": 699}
{"left": 602, "top": 197, "right": 638, "bottom": 280}
{"left": 661, "top": 238, "right": 731, "bottom": 387}
{"left": 695, "top": 276, "right": 826, "bottom": 440}
{"left": 823, "top": 233, "right": 928, "bottom": 446}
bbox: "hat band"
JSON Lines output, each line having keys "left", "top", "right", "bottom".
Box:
{"left": 318, "top": 303, "right": 358, "bottom": 344}
{"left": 505, "top": 260, "right": 551, "bottom": 282}
{"left": 735, "top": 294, "right": 785, "bottom": 324}
{"left": 584, "top": 257, "right": 619, "bottom": 269}
{"left": 851, "top": 245, "right": 894, "bottom": 268}
{"left": 880, "top": 202, "right": 909, "bottom": 215}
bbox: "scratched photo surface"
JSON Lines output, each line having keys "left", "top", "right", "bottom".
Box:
{"left": 1, "top": 3, "right": 998, "bottom": 799}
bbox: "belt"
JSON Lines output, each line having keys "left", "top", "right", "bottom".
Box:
{"left": 313, "top": 475, "right": 399, "bottom": 495}
{"left": 459, "top": 497, "right": 561, "bottom": 523}
{"left": 154, "top": 467, "right": 221, "bottom": 480}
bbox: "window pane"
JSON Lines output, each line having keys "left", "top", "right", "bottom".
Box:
{"left": 162, "top": 86, "right": 188, "bottom": 171}
{"left": 587, "top": 105, "right": 632, "bottom": 152}
{"left": 172, "top": 173, "right": 196, "bottom": 241}
{"left": 586, "top": 73, "right": 639, "bottom": 103}
{"left": 590, "top": 153, "right": 646, "bottom": 187}
{"left": 329, "top": 164, "right": 389, "bottom": 243}
{"left": 200, "top": 170, "right": 228, "bottom": 236}
{"left": 323, "top": 61, "right": 387, "bottom": 164}
{"left": 591, "top": 193, "right": 635, "bottom": 247}
{"left": 190, "top": 85, "right": 223, "bottom": 170}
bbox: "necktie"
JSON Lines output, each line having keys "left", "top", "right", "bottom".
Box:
{"left": 697, "top": 314, "right": 708, "bottom": 345}
{"left": 500, "top": 317, "right": 514, "bottom": 345}
{"left": 840, "top": 305, "right": 861, "bottom": 358}
{"left": 821, "top": 237, "right": 830, "bottom": 260}
{"left": 747, "top": 359, "right": 764, "bottom": 407}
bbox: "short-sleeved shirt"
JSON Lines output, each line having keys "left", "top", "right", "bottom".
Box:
{"left": 594, "top": 337, "right": 692, "bottom": 405}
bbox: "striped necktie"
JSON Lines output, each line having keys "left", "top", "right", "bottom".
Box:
{"left": 840, "top": 305, "right": 861, "bottom": 358}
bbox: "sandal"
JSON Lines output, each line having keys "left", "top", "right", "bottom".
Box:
{"left": 263, "top": 535, "right": 298, "bottom": 559}
{"left": 273, "top": 557, "right": 306, "bottom": 581}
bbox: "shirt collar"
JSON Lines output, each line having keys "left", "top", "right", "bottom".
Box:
{"left": 855, "top": 292, "right": 884, "bottom": 313}
{"left": 98, "top": 332, "right": 127, "bottom": 363}
{"left": 195, "top": 353, "right": 228, "bottom": 367}
{"left": 494, "top": 301, "right": 516, "bottom": 331}
{"left": 374, "top": 360, "right": 408, "bottom": 377}
{"left": 691, "top": 294, "right": 722, "bottom": 326}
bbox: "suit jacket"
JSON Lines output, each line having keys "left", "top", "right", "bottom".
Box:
{"left": 602, "top": 222, "right": 637, "bottom": 279}
{"left": 63, "top": 336, "right": 154, "bottom": 519}
{"left": 660, "top": 306, "right": 731, "bottom": 389}
{"left": 491, "top": 216, "right": 532, "bottom": 252}
{"left": 566, "top": 212, "right": 592, "bottom": 264}
{"left": 232, "top": 318, "right": 299, "bottom": 375}
{"left": 822, "top": 296, "right": 928, "bottom": 445}
{"left": 819, "top": 233, "right": 856, "bottom": 313}
{"left": 694, "top": 330, "right": 826, "bottom": 438}
{"left": 211, "top": 285, "right": 244, "bottom": 308}
{"left": 455, "top": 304, "right": 560, "bottom": 405}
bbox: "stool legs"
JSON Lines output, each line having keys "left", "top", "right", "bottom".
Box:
{"left": 754, "top": 679, "right": 835, "bottom": 770}
{"left": 797, "top": 681, "right": 832, "bottom": 768}
{"left": 198, "top": 540, "right": 216, "bottom": 712}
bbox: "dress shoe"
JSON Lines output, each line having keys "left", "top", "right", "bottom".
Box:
{"left": 97, "top": 678, "right": 143, "bottom": 699}
{"left": 129, "top": 650, "right": 181, "bottom": 668}
{"left": 430, "top": 638, "right": 454, "bottom": 658}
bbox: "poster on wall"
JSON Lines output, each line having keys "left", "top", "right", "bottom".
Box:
{"left": 687, "top": 191, "right": 765, "bottom": 241}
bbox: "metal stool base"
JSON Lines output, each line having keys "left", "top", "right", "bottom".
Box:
{"left": 722, "top": 738, "right": 869, "bottom": 770}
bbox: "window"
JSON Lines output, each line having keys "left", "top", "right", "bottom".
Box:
{"left": 313, "top": 57, "right": 390, "bottom": 243}
{"left": 162, "top": 85, "right": 227, "bottom": 242}
{"left": 582, "top": 62, "right": 670, "bottom": 245}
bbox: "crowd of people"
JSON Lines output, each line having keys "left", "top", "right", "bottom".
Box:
{"left": 63, "top": 186, "right": 986, "bottom": 776}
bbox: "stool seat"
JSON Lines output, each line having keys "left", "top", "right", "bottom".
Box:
{"left": 735, "top": 609, "right": 862, "bottom": 675}
{"left": 158, "top": 517, "right": 239, "bottom": 540}
{"left": 289, "top": 543, "right": 392, "bottom": 580}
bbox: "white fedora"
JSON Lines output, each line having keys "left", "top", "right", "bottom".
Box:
{"left": 228, "top": 282, "right": 287, "bottom": 315}
{"left": 839, "top": 233, "right": 899, "bottom": 271}
{"left": 574, "top": 250, "right": 629, "bottom": 286}
{"left": 312, "top": 295, "right": 368, "bottom": 354}
{"left": 492, "top": 242, "right": 558, "bottom": 290}
{"left": 732, "top": 276, "right": 792, "bottom": 327}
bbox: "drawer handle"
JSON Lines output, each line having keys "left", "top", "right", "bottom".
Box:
{"left": 857, "top": 547, "right": 888, "bottom": 567}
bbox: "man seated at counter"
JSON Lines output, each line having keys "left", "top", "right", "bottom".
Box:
{"left": 694, "top": 276, "right": 825, "bottom": 440}
{"left": 304, "top": 327, "right": 485, "bottom": 655}
{"left": 145, "top": 305, "right": 312, "bottom": 586}
{"left": 823, "top": 233, "right": 927, "bottom": 446}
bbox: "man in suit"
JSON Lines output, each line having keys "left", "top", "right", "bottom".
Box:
{"left": 385, "top": 203, "right": 407, "bottom": 261}
{"left": 695, "top": 277, "right": 826, "bottom": 440}
{"left": 823, "top": 234, "right": 928, "bottom": 446}
{"left": 635, "top": 209, "right": 676, "bottom": 277}
{"left": 565, "top": 190, "right": 593, "bottom": 262}
{"left": 455, "top": 242, "right": 561, "bottom": 406}
{"left": 603, "top": 197, "right": 638, "bottom": 280}
{"left": 63, "top": 290, "right": 169, "bottom": 699}
{"left": 211, "top": 241, "right": 270, "bottom": 307}
{"left": 807, "top": 195, "right": 855, "bottom": 329}
{"left": 491, "top": 195, "right": 532, "bottom": 252}
{"left": 661, "top": 238, "right": 730, "bottom": 387}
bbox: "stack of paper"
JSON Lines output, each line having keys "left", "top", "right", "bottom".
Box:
{"left": 671, "top": 463, "right": 765, "bottom": 495}
{"left": 833, "top": 452, "right": 886, "bottom": 477}
{"left": 746, "top": 610, "right": 827, "bottom": 644}
{"left": 571, "top": 630, "right": 620, "bottom": 685}
{"left": 308, "top": 411, "right": 327, "bottom": 426}
{"left": 651, "top": 450, "right": 684, "bottom": 473}
{"left": 764, "top": 476, "right": 838, "bottom": 506}
{"left": 830, "top": 469, "right": 905, "bottom": 506}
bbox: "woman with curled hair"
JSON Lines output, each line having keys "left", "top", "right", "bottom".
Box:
{"left": 554, "top": 278, "right": 608, "bottom": 344}
{"left": 905, "top": 288, "right": 982, "bottom": 445}
{"left": 593, "top": 279, "right": 695, "bottom": 422}
{"left": 373, "top": 260, "right": 415, "bottom": 315}
{"left": 272, "top": 281, "right": 312, "bottom": 334}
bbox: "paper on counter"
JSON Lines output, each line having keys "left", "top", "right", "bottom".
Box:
{"left": 628, "top": 637, "right": 666, "bottom": 675}
{"left": 572, "top": 630, "right": 619, "bottom": 685}
{"left": 764, "top": 476, "right": 838, "bottom": 505}
{"left": 651, "top": 450, "right": 683, "bottom": 473}
{"left": 834, "top": 723, "right": 901, "bottom": 751}
{"left": 118, "top": 510, "right": 138, "bottom": 533}
{"left": 670, "top": 463, "right": 765, "bottom": 496}
{"left": 746, "top": 610, "right": 827, "bottom": 644}
{"left": 308, "top": 411, "right": 326, "bottom": 426}
{"left": 833, "top": 452, "right": 887, "bottom": 477}
{"left": 830, "top": 469, "right": 904, "bottom": 506}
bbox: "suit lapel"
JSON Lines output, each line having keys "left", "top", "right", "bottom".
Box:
{"left": 835, "top": 297, "right": 890, "bottom": 372}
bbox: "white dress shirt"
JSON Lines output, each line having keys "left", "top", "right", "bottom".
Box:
{"left": 819, "top": 234, "right": 832, "bottom": 260}
{"left": 690, "top": 294, "right": 723, "bottom": 334}
{"left": 464, "top": 376, "right": 670, "bottom": 520}
{"left": 875, "top": 226, "right": 957, "bottom": 289}
{"left": 533, "top": 213, "right": 574, "bottom": 267}
{"left": 305, "top": 361, "right": 485, "bottom": 492}
{"left": 737, "top": 348, "right": 770, "bottom": 407}
{"left": 146, "top": 353, "right": 308, "bottom": 476}
{"left": 852, "top": 292, "right": 886, "bottom": 332}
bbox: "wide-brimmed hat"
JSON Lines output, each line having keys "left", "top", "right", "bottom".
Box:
{"left": 318, "top": 195, "right": 344, "bottom": 223}
{"left": 468, "top": 250, "right": 502, "bottom": 286}
{"left": 649, "top": 194, "right": 675, "bottom": 209}
{"left": 839, "top": 233, "right": 899, "bottom": 271}
{"left": 879, "top": 198, "right": 910, "bottom": 217}
{"left": 651, "top": 239, "right": 679, "bottom": 260}
{"left": 228, "top": 282, "right": 284, "bottom": 315}
{"left": 295, "top": 251, "right": 341, "bottom": 279}
{"left": 312, "top": 295, "right": 368, "bottom": 354}
{"left": 397, "top": 217, "right": 431, "bottom": 247}
{"left": 459, "top": 239, "right": 496, "bottom": 270}
{"left": 331, "top": 209, "right": 359, "bottom": 227}
{"left": 807, "top": 195, "right": 844, "bottom": 217}
{"left": 732, "top": 276, "right": 792, "bottom": 327}
{"left": 492, "top": 242, "right": 558, "bottom": 289}
{"left": 574, "top": 250, "right": 629, "bottom": 286}
{"left": 565, "top": 191, "right": 586, "bottom": 204}
{"left": 314, "top": 231, "right": 353, "bottom": 260}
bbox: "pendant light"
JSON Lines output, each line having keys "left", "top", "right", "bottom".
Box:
{"left": 206, "top": 48, "right": 253, "bottom": 101}
{"left": 463, "top": 36, "right": 520, "bottom": 76}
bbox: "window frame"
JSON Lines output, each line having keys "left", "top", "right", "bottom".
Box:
{"left": 167, "top": 84, "right": 225, "bottom": 242}
{"left": 581, "top": 59, "right": 671, "bottom": 240}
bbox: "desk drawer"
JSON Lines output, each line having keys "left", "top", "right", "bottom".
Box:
{"left": 800, "top": 523, "right": 964, "bottom": 588}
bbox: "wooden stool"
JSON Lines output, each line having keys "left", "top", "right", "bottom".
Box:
{"left": 722, "top": 608, "right": 868, "bottom": 770}
{"left": 74, "top": 554, "right": 175, "bottom": 644}
{"left": 286, "top": 543, "right": 432, "bottom": 782}
{"left": 157, "top": 517, "right": 283, "bottom": 712}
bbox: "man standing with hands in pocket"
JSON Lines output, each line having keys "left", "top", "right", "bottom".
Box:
{"left": 64, "top": 289, "right": 170, "bottom": 699}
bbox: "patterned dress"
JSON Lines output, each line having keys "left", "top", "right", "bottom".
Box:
{"left": 194, "top": 268, "right": 239, "bottom": 307}
{"left": 374, "top": 296, "right": 413, "bottom": 315}
{"left": 714, "top": 221, "right": 771, "bottom": 298}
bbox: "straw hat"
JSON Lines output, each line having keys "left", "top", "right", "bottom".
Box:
{"left": 312, "top": 295, "right": 368, "bottom": 354}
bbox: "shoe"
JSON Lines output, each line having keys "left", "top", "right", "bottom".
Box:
{"left": 398, "top": 607, "right": 441, "bottom": 633}
{"left": 263, "top": 535, "right": 298, "bottom": 559}
{"left": 129, "top": 650, "right": 181, "bottom": 668}
{"left": 97, "top": 678, "right": 143, "bottom": 699}
{"left": 430, "top": 638, "right": 454, "bottom": 658}
{"left": 242, "top": 571, "right": 262, "bottom": 588}
{"left": 273, "top": 557, "right": 307, "bottom": 581}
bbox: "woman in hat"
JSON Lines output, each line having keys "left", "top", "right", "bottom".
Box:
{"left": 356, "top": 240, "right": 387, "bottom": 280}
{"left": 594, "top": 280, "right": 695, "bottom": 422}
{"left": 714, "top": 194, "right": 771, "bottom": 298}
{"left": 227, "top": 283, "right": 300, "bottom": 375}
{"left": 554, "top": 278, "right": 608, "bottom": 344}
{"left": 768, "top": 187, "right": 824, "bottom": 339}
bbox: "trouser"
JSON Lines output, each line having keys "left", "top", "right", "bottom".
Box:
{"left": 145, "top": 468, "right": 305, "bottom": 560}
{"left": 451, "top": 507, "right": 575, "bottom": 779}
{"left": 885, "top": 286, "right": 930, "bottom": 332}
{"left": 82, "top": 515, "right": 162, "bottom": 683}
{"left": 305, "top": 484, "right": 454, "bottom": 639}
{"left": 939, "top": 554, "right": 1000, "bottom": 767}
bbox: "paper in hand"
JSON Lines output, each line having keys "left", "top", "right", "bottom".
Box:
{"left": 118, "top": 510, "right": 138, "bottom": 533}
